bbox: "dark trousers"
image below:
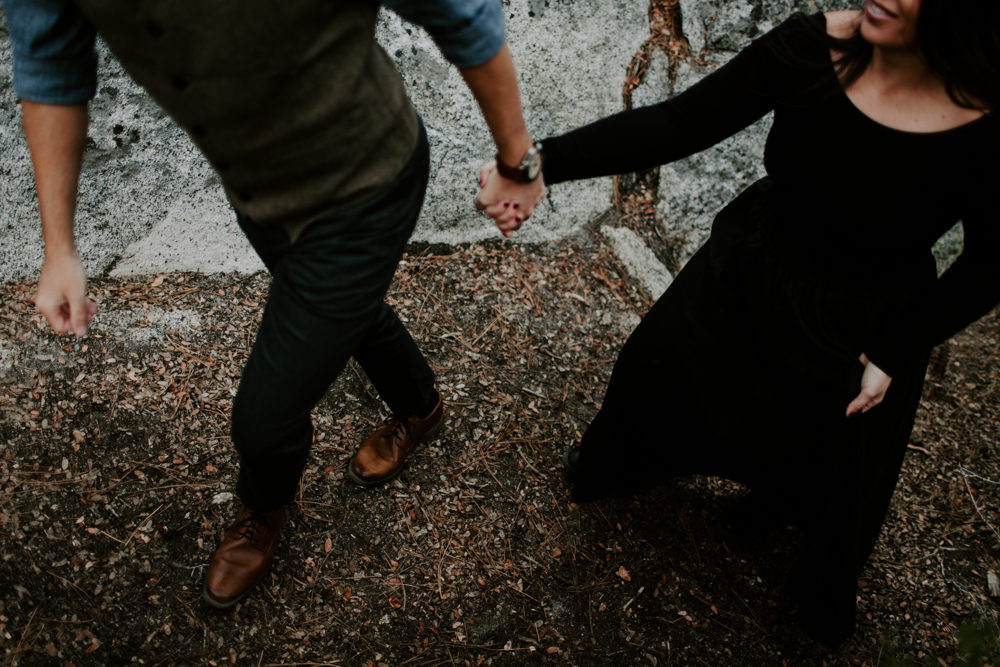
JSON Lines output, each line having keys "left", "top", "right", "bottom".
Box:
{"left": 231, "top": 126, "right": 436, "bottom": 511}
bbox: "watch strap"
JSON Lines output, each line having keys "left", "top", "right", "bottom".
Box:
{"left": 494, "top": 155, "right": 525, "bottom": 183}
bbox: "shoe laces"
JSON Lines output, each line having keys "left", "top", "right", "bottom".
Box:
{"left": 235, "top": 510, "right": 277, "bottom": 543}
{"left": 385, "top": 415, "right": 413, "bottom": 444}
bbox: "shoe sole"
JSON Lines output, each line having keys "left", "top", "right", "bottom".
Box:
{"left": 201, "top": 566, "right": 270, "bottom": 610}
{"left": 346, "top": 418, "right": 444, "bottom": 488}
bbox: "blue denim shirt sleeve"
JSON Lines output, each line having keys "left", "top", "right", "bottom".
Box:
{"left": 1, "top": 0, "right": 98, "bottom": 104}
{"left": 383, "top": 0, "right": 505, "bottom": 69}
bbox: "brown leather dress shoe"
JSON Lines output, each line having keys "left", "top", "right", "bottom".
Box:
{"left": 202, "top": 504, "right": 287, "bottom": 609}
{"left": 348, "top": 390, "right": 443, "bottom": 487}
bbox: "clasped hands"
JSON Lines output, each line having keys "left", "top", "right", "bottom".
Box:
{"left": 474, "top": 160, "right": 545, "bottom": 239}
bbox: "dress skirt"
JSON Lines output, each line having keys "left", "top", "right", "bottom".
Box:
{"left": 572, "top": 178, "right": 934, "bottom": 645}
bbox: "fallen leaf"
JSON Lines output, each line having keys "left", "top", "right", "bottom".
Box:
{"left": 324, "top": 537, "right": 332, "bottom": 553}
{"left": 617, "top": 566, "right": 631, "bottom": 581}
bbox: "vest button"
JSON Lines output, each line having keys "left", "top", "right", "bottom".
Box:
{"left": 170, "top": 75, "right": 188, "bottom": 90}
{"left": 145, "top": 21, "right": 164, "bottom": 38}
{"left": 190, "top": 124, "right": 206, "bottom": 137}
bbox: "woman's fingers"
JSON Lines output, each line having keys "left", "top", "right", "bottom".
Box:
{"left": 490, "top": 208, "right": 523, "bottom": 238}
{"left": 846, "top": 356, "right": 892, "bottom": 417}
{"left": 484, "top": 200, "right": 514, "bottom": 218}
{"left": 489, "top": 204, "right": 520, "bottom": 225}
{"left": 496, "top": 219, "right": 523, "bottom": 236}
{"left": 846, "top": 390, "right": 880, "bottom": 417}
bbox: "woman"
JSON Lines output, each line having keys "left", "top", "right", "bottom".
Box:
{"left": 484, "top": 0, "right": 998, "bottom": 646}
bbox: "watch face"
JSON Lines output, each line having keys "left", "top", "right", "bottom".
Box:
{"left": 526, "top": 152, "right": 542, "bottom": 180}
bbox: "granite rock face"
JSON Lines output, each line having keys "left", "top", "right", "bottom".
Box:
{"left": 0, "top": 0, "right": 648, "bottom": 280}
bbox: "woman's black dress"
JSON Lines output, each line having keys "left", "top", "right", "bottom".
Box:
{"left": 541, "top": 13, "right": 1000, "bottom": 645}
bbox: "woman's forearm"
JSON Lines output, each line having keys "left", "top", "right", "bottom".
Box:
{"left": 541, "top": 21, "right": 788, "bottom": 185}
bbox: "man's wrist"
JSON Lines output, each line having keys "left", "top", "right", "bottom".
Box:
{"left": 495, "top": 141, "right": 543, "bottom": 183}
{"left": 42, "top": 238, "right": 79, "bottom": 261}
{"left": 496, "top": 139, "right": 532, "bottom": 168}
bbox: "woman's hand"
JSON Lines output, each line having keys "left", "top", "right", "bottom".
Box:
{"left": 846, "top": 353, "right": 892, "bottom": 417}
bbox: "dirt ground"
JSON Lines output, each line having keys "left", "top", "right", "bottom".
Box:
{"left": 1, "top": 236, "right": 998, "bottom": 667}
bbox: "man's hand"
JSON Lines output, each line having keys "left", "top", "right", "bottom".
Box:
{"left": 21, "top": 101, "right": 92, "bottom": 335}
{"left": 35, "top": 251, "right": 96, "bottom": 337}
{"left": 476, "top": 161, "right": 545, "bottom": 238}
{"left": 846, "top": 353, "right": 892, "bottom": 417}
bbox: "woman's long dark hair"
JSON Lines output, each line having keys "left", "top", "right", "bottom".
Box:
{"left": 777, "top": 1, "right": 998, "bottom": 112}
{"left": 917, "top": 0, "right": 999, "bottom": 111}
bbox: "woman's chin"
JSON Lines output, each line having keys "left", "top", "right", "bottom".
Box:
{"left": 859, "top": 20, "right": 913, "bottom": 50}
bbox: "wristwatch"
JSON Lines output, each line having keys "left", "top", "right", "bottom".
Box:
{"left": 495, "top": 142, "right": 544, "bottom": 183}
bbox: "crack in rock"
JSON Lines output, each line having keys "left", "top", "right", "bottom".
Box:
{"left": 612, "top": 0, "right": 691, "bottom": 276}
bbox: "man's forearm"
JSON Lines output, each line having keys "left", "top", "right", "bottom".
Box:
{"left": 21, "top": 101, "right": 88, "bottom": 257}
{"left": 459, "top": 43, "right": 532, "bottom": 166}
{"left": 23, "top": 101, "right": 96, "bottom": 337}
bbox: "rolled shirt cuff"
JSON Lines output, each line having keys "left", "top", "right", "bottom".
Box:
{"left": 424, "top": 0, "right": 506, "bottom": 69}
{"left": 13, "top": 50, "right": 98, "bottom": 104}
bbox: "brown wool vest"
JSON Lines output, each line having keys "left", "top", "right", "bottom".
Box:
{"left": 73, "top": 0, "right": 419, "bottom": 236}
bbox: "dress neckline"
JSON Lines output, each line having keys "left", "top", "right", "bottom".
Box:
{"left": 816, "top": 12, "right": 990, "bottom": 137}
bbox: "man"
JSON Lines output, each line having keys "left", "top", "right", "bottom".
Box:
{"left": 2, "top": 0, "right": 544, "bottom": 608}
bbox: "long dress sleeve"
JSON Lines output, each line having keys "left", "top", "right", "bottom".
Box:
{"left": 541, "top": 17, "right": 816, "bottom": 185}
{"left": 866, "top": 188, "right": 1000, "bottom": 377}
